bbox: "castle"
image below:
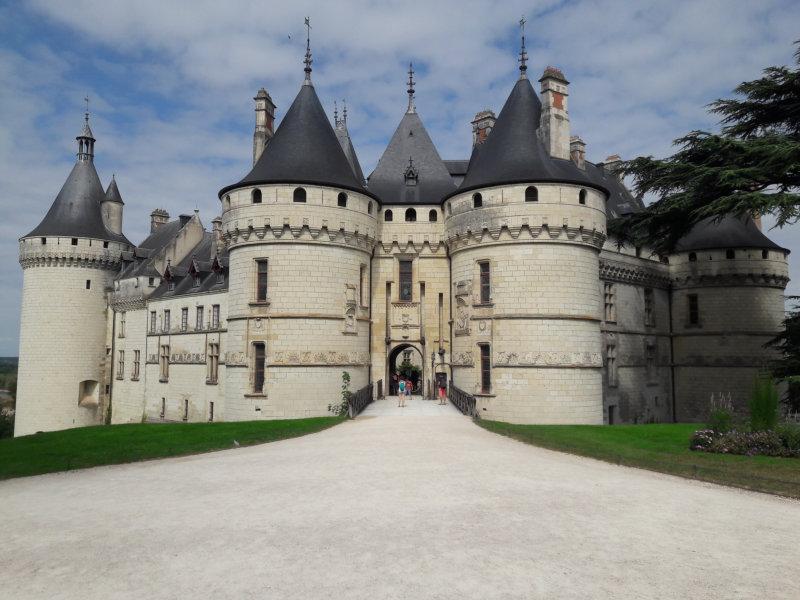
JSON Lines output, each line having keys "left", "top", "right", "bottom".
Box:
{"left": 14, "top": 32, "right": 790, "bottom": 436}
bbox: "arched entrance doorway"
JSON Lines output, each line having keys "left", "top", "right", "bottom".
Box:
{"left": 388, "top": 344, "right": 424, "bottom": 395}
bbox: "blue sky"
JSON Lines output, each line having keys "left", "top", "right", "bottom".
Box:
{"left": 0, "top": 0, "right": 799, "bottom": 355}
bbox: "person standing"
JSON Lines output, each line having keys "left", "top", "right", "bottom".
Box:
{"left": 398, "top": 378, "right": 406, "bottom": 407}
{"left": 438, "top": 382, "right": 447, "bottom": 405}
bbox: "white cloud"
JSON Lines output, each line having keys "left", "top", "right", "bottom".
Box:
{"left": 0, "top": 0, "right": 798, "bottom": 354}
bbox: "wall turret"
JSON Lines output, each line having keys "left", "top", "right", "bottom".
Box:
{"left": 101, "top": 175, "right": 124, "bottom": 235}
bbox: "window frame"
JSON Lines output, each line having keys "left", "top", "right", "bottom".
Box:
{"left": 473, "top": 193, "right": 482, "bottom": 208}
{"left": 255, "top": 259, "right": 269, "bottom": 303}
{"left": 252, "top": 342, "right": 266, "bottom": 394}
{"left": 293, "top": 187, "right": 307, "bottom": 203}
{"left": 525, "top": 186, "right": 538, "bottom": 202}
{"left": 478, "top": 261, "right": 491, "bottom": 304}
{"left": 384, "top": 209, "right": 393, "bottom": 222}
{"left": 196, "top": 306, "right": 204, "bottom": 331}
{"left": 479, "top": 344, "right": 491, "bottom": 394}
{"left": 337, "top": 192, "right": 347, "bottom": 207}
{"left": 398, "top": 259, "right": 413, "bottom": 302}
{"left": 688, "top": 294, "right": 700, "bottom": 326}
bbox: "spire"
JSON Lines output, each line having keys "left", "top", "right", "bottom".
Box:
{"left": 303, "top": 16, "right": 313, "bottom": 85}
{"left": 334, "top": 100, "right": 339, "bottom": 127}
{"left": 77, "top": 96, "right": 95, "bottom": 162}
{"left": 407, "top": 62, "right": 416, "bottom": 113}
{"left": 104, "top": 174, "right": 124, "bottom": 205}
{"left": 342, "top": 99, "right": 348, "bottom": 126}
{"left": 518, "top": 16, "right": 528, "bottom": 78}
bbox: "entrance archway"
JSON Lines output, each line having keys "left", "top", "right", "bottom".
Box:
{"left": 388, "top": 344, "right": 424, "bottom": 395}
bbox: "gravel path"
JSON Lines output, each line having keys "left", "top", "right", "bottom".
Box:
{"left": 1, "top": 399, "right": 798, "bottom": 599}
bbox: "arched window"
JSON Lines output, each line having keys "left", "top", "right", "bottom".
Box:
{"left": 688, "top": 252, "right": 697, "bottom": 262}
{"left": 252, "top": 188, "right": 262, "bottom": 204}
{"left": 579, "top": 189, "right": 587, "bottom": 204}
{"left": 368, "top": 201, "right": 373, "bottom": 215}
{"left": 525, "top": 186, "right": 538, "bottom": 202}
{"left": 405, "top": 208, "right": 417, "bottom": 222}
{"left": 385, "top": 209, "right": 393, "bottom": 222}
{"left": 293, "top": 187, "right": 306, "bottom": 203}
{"left": 473, "top": 193, "right": 482, "bottom": 208}
{"left": 429, "top": 209, "right": 438, "bottom": 222}
{"left": 337, "top": 192, "right": 347, "bottom": 207}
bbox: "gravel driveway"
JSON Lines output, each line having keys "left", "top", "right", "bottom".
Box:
{"left": 1, "top": 400, "right": 798, "bottom": 599}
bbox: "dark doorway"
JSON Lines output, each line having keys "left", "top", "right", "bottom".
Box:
{"left": 388, "top": 344, "right": 423, "bottom": 395}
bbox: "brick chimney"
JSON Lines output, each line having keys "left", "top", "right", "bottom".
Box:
{"left": 150, "top": 208, "right": 170, "bottom": 233}
{"left": 602, "top": 154, "right": 623, "bottom": 179}
{"left": 253, "top": 87, "right": 276, "bottom": 165}
{"left": 538, "top": 66, "right": 570, "bottom": 160}
{"left": 570, "top": 136, "right": 586, "bottom": 170}
{"left": 471, "top": 109, "right": 496, "bottom": 147}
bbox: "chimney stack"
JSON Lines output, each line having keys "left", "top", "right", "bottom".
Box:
{"left": 253, "top": 87, "right": 276, "bottom": 165}
{"left": 212, "top": 216, "right": 224, "bottom": 255}
{"left": 538, "top": 66, "right": 570, "bottom": 160}
{"left": 602, "top": 154, "right": 623, "bottom": 179}
{"left": 471, "top": 109, "right": 496, "bottom": 147}
{"left": 150, "top": 208, "right": 170, "bottom": 233}
{"left": 570, "top": 136, "right": 586, "bottom": 170}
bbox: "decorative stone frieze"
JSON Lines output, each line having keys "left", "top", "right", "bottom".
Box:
{"left": 494, "top": 350, "right": 603, "bottom": 368}
{"left": 600, "top": 259, "right": 671, "bottom": 289}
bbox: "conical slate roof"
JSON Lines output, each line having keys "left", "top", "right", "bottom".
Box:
{"left": 24, "top": 159, "right": 129, "bottom": 243}
{"left": 335, "top": 122, "right": 366, "bottom": 185}
{"left": 220, "top": 84, "right": 375, "bottom": 198}
{"left": 452, "top": 77, "right": 604, "bottom": 198}
{"left": 675, "top": 215, "right": 787, "bottom": 253}
{"left": 368, "top": 112, "right": 456, "bottom": 205}
{"left": 104, "top": 175, "right": 124, "bottom": 204}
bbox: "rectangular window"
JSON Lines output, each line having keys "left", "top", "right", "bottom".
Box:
{"left": 181, "top": 308, "right": 188, "bottom": 332}
{"left": 132, "top": 350, "right": 140, "bottom": 380}
{"left": 607, "top": 344, "right": 618, "bottom": 387}
{"left": 359, "top": 264, "right": 367, "bottom": 306}
{"left": 399, "top": 260, "right": 413, "bottom": 301}
{"left": 212, "top": 304, "right": 220, "bottom": 329}
{"left": 255, "top": 259, "right": 268, "bottom": 302}
{"left": 85, "top": 279, "right": 91, "bottom": 290}
{"left": 159, "top": 344, "right": 170, "bottom": 381}
{"left": 148, "top": 277, "right": 155, "bottom": 287}
{"left": 253, "top": 342, "right": 266, "bottom": 393}
{"left": 163, "top": 310, "right": 171, "bottom": 332}
{"left": 207, "top": 342, "right": 219, "bottom": 384}
{"left": 117, "top": 350, "right": 124, "bottom": 380}
{"left": 119, "top": 311, "right": 126, "bottom": 338}
{"left": 479, "top": 344, "right": 491, "bottom": 393}
{"left": 209, "top": 401, "right": 214, "bottom": 422}
{"left": 604, "top": 283, "right": 616, "bottom": 323}
{"left": 196, "top": 306, "right": 204, "bottom": 331}
{"left": 183, "top": 398, "right": 189, "bottom": 422}
{"left": 479, "top": 261, "right": 491, "bottom": 304}
{"left": 688, "top": 294, "right": 699, "bottom": 325}
{"left": 644, "top": 288, "right": 655, "bottom": 327}
{"left": 71, "top": 238, "right": 78, "bottom": 246}
{"left": 149, "top": 311, "right": 156, "bottom": 333}
{"left": 160, "top": 398, "right": 165, "bottom": 419}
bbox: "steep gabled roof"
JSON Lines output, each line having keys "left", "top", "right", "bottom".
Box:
{"left": 220, "top": 84, "right": 375, "bottom": 198}
{"left": 452, "top": 77, "right": 604, "bottom": 199}
{"left": 675, "top": 215, "right": 787, "bottom": 253}
{"left": 368, "top": 112, "right": 456, "bottom": 205}
{"left": 24, "top": 159, "right": 130, "bottom": 244}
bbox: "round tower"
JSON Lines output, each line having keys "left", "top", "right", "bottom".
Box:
{"left": 15, "top": 114, "right": 131, "bottom": 436}
{"left": 101, "top": 174, "right": 124, "bottom": 235}
{"left": 442, "top": 60, "right": 607, "bottom": 424}
{"left": 218, "top": 31, "right": 378, "bottom": 420}
{"left": 668, "top": 216, "right": 789, "bottom": 421}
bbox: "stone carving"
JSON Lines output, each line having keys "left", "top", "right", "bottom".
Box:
{"left": 226, "top": 351, "right": 247, "bottom": 367}
{"left": 272, "top": 351, "right": 369, "bottom": 366}
{"left": 454, "top": 279, "right": 472, "bottom": 335}
{"left": 451, "top": 351, "right": 474, "bottom": 366}
{"left": 494, "top": 351, "right": 603, "bottom": 368}
{"left": 343, "top": 284, "right": 357, "bottom": 332}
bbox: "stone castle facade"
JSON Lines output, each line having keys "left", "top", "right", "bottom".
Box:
{"left": 14, "top": 44, "right": 790, "bottom": 436}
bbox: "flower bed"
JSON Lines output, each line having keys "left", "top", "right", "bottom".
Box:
{"left": 690, "top": 426, "right": 800, "bottom": 458}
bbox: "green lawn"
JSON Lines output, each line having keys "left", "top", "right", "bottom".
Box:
{"left": 477, "top": 421, "right": 800, "bottom": 498}
{"left": 0, "top": 417, "right": 342, "bottom": 480}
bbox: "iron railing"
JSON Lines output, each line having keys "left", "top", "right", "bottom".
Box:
{"left": 348, "top": 382, "right": 374, "bottom": 418}
{"left": 448, "top": 382, "right": 477, "bottom": 418}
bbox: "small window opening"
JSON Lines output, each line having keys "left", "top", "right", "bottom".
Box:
{"left": 40, "top": 237, "right": 46, "bottom": 245}
{"left": 71, "top": 238, "right": 78, "bottom": 246}
{"left": 429, "top": 209, "right": 438, "bottom": 222}
{"left": 103, "top": 241, "right": 109, "bottom": 248}
{"left": 293, "top": 187, "right": 306, "bottom": 203}
{"left": 252, "top": 188, "right": 262, "bottom": 204}
{"left": 384, "top": 209, "right": 393, "bottom": 222}
{"left": 688, "top": 252, "right": 697, "bottom": 262}
{"left": 473, "top": 193, "right": 482, "bottom": 208}
{"left": 726, "top": 249, "right": 735, "bottom": 259}
{"left": 762, "top": 250, "right": 769, "bottom": 259}
{"left": 253, "top": 342, "right": 266, "bottom": 393}
{"left": 337, "top": 192, "right": 347, "bottom": 207}
{"left": 85, "top": 279, "right": 91, "bottom": 290}
{"left": 688, "top": 294, "right": 700, "bottom": 325}
{"left": 525, "top": 186, "right": 538, "bottom": 202}
{"left": 405, "top": 208, "right": 416, "bottom": 222}
{"left": 579, "top": 189, "right": 587, "bottom": 204}
{"left": 368, "top": 201, "right": 373, "bottom": 215}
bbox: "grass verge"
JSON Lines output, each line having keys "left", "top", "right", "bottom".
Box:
{"left": 477, "top": 421, "right": 800, "bottom": 499}
{"left": 0, "top": 417, "right": 343, "bottom": 480}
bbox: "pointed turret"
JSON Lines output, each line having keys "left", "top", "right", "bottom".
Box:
{"left": 367, "top": 64, "right": 455, "bottom": 205}
{"left": 334, "top": 100, "right": 365, "bottom": 184}
{"left": 24, "top": 114, "right": 129, "bottom": 243}
{"left": 104, "top": 175, "right": 123, "bottom": 204}
{"left": 101, "top": 175, "right": 125, "bottom": 235}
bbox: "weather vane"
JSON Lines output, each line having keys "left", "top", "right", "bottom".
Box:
{"left": 84, "top": 95, "right": 90, "bottom": 120}
{"left": 518, "top": 16, "right": 528, "bottom": 76}
{"left": 303, "top": 17, "right": 313, "bottom": 82}
{"left": 407, "top": 62, "right": 415, "bottom": 113}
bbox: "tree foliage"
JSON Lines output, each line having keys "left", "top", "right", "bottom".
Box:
{"left": 610, "top": 43, "right": 800, "bottom": 254}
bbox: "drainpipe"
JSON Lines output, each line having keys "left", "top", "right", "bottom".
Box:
{"left": 668, "top": 283, "right": 677, "bottom": 423}
{"left": 108, "top": 305, "right": 117, "bottom": 425}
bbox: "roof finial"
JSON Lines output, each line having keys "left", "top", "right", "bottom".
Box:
{"left": 518, "top": 16, "right": 528, "bottom": 78}
{"left": 84, "top": 95, "right": 90, "bottom": 122}
{"left": 334, "top": 100, "right": 339, "bottom": 125}
{"left": 342, "top": 99, "right": 348, "bottom": 126}
{"left": 303, "top": 16, "right": 313, "bottom": 84}
{"left": 407, "top": 62, "right": 415, "bottom": 113}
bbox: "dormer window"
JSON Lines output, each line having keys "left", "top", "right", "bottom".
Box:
{"left": 403, "top": 158, "right": 418, "bottom": 186}
{"left": 168, "top": 281, "right": 175, "bottom": 291}
{"left": 293, "top": 187, "right": 306, "bottom": 203}
{"left": 193, "top": 274, "right": 201, "bottom": 287}
{"left": 217, "top": 271, "right": 224, "bottom": 284}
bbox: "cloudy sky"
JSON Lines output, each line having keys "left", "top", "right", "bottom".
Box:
{"left": 0, "top": 0, "right": 798, "bottom": 355}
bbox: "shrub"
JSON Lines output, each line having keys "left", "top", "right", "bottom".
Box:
{"left": 777, "top": 422, "right": 800, "bottom": 453}
{"left": 690, "top": 427, "right": 800, "bottom": 458}
{"left": 0, "top": 409, "right": 14, "bottom": 439}
{"left": 750, "top": 374, "right": 779, "bottom": 432}
{"left": 690, "top": 429, "right": 715, "bottom": 451}
{"left": 328, "top": 371, "right": 351, "bottom": 417}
